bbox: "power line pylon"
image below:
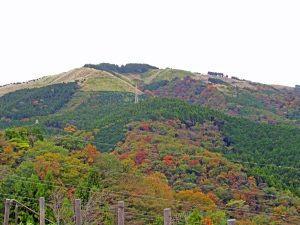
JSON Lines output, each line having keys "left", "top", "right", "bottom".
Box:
{"left": 134, "top": 83, "right": 139, "bottom": 104}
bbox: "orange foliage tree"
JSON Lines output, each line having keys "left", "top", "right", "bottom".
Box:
{"left": 82, "top": 144, "right": 100, "bottom": 165}
{"left": 163, "top": 155, "right": 174, "bottom": 166}
{"left": 202, "top": 217, "right": 214, "bottom": 225}
{"left": 64, "top": 124, "right": 77, "bottom": 133}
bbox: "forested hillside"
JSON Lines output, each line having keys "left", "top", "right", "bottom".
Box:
{"left": 141, "top": 76, "right": 300, "bottom": 126}
{"left": 0, "top": 65, "right": 300, "bottom": 224}
{"left": 1, "top": 92, "right": 299, "bottom": 196}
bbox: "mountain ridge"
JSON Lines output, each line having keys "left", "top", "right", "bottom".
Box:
{"left": 0, "top": 64, "right": 296, "bottom": 97}
{"left": 1, "top": 64, "right": 299, "bottom": 126}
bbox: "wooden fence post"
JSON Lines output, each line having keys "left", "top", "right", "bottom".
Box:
{"left": 164, "top": 208, "right": 172, "bottom": 225}
{"left": 118, "top": 201, "right": 125, "bottom": 225}
{"left": 39, "top": 197, "right": 45, "bottom": 225}
{"left": 15, "top": 203, "right": 18, "bottom": 225}
{"left": 75, "top": 199, "right": 82, "bottom": 225}
{"left": 227, "top": 219, "right": 236, "bottom": 225}
{"left": 4, "top": 199, "right": 11, "bottom": 225}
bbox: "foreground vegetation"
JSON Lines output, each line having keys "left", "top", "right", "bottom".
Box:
{"left": 1, "top": 125, "right": 299, "bottom": 224}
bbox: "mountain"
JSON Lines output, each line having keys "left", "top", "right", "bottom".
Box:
{"left": 0, "top": 63, "right": 300, "bottom": 224}
{"left": 2, "top": 64, "right": 299, "bottom": 126}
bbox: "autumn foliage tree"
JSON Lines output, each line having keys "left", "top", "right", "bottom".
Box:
{"left": 82, "top": 144, "right": 100, "bottom": 165}
{"left": 176, "top": 190, "right": 217, "bottom": 212}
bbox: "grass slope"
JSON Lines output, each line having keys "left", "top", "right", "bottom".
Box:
{"left": 142, "top": 68, "right": 195, "bottom": 84}
{"left": 0, "top": 67, "right": 140, "bottom": 97}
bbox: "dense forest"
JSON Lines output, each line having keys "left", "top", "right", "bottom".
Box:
{"left": 0, "top": 83, "right": 78, "bottom": 120}
{"left": 84, "top": 63, "right": 158, "bottom": 74}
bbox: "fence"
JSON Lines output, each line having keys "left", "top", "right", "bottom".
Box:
{"left": 3, "top": 197, "right": 237, "bottom": 225}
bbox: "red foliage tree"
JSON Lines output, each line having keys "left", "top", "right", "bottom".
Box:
{"left": 135, "top": 151, "right": 148, "bottom": 165}
{"left": 189, "top": 159, "right": 198, "bottom": 167}
{"left": 163, "top": 155, "right": 174, "bottom": 166}
{"left": 139, "top": 123, "right": 151, "bottom": 131}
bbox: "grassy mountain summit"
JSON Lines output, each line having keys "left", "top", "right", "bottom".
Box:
{"left": 0, "top": 67, "right": 140, "bottom": 97}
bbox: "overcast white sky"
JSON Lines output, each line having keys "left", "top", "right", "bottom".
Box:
{"left": 0, "top": 0, "right": 299, "bottom": 87}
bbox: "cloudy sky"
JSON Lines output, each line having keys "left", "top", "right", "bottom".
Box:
{"left": 0, "top": 0, "right": 299, "bottom": 86}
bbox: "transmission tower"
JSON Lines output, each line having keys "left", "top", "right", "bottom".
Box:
{"left": 134, "top": 83, "right": 139, "bottom": 104}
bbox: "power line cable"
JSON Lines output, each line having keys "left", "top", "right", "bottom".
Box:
{"left": 10, "top": 199, "right": 55, "bottom": 224}
{"left": 2, "top": 165, "right": 299, "bottom": 201}
{"left": 1, "top": 137, "right": 300, "bottom": 170}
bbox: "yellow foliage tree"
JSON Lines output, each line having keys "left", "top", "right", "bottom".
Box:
{"left": 64, "top": 125, "right": 77, "bottom": 133}
{"left": 176, "top": 190, "right": 217, "bottom": 212}
{"left": 35, "top": 152, "right": 88, "bottom": 185}
{"left": 115, "top": 172, "right": 174, "bottom": 214}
